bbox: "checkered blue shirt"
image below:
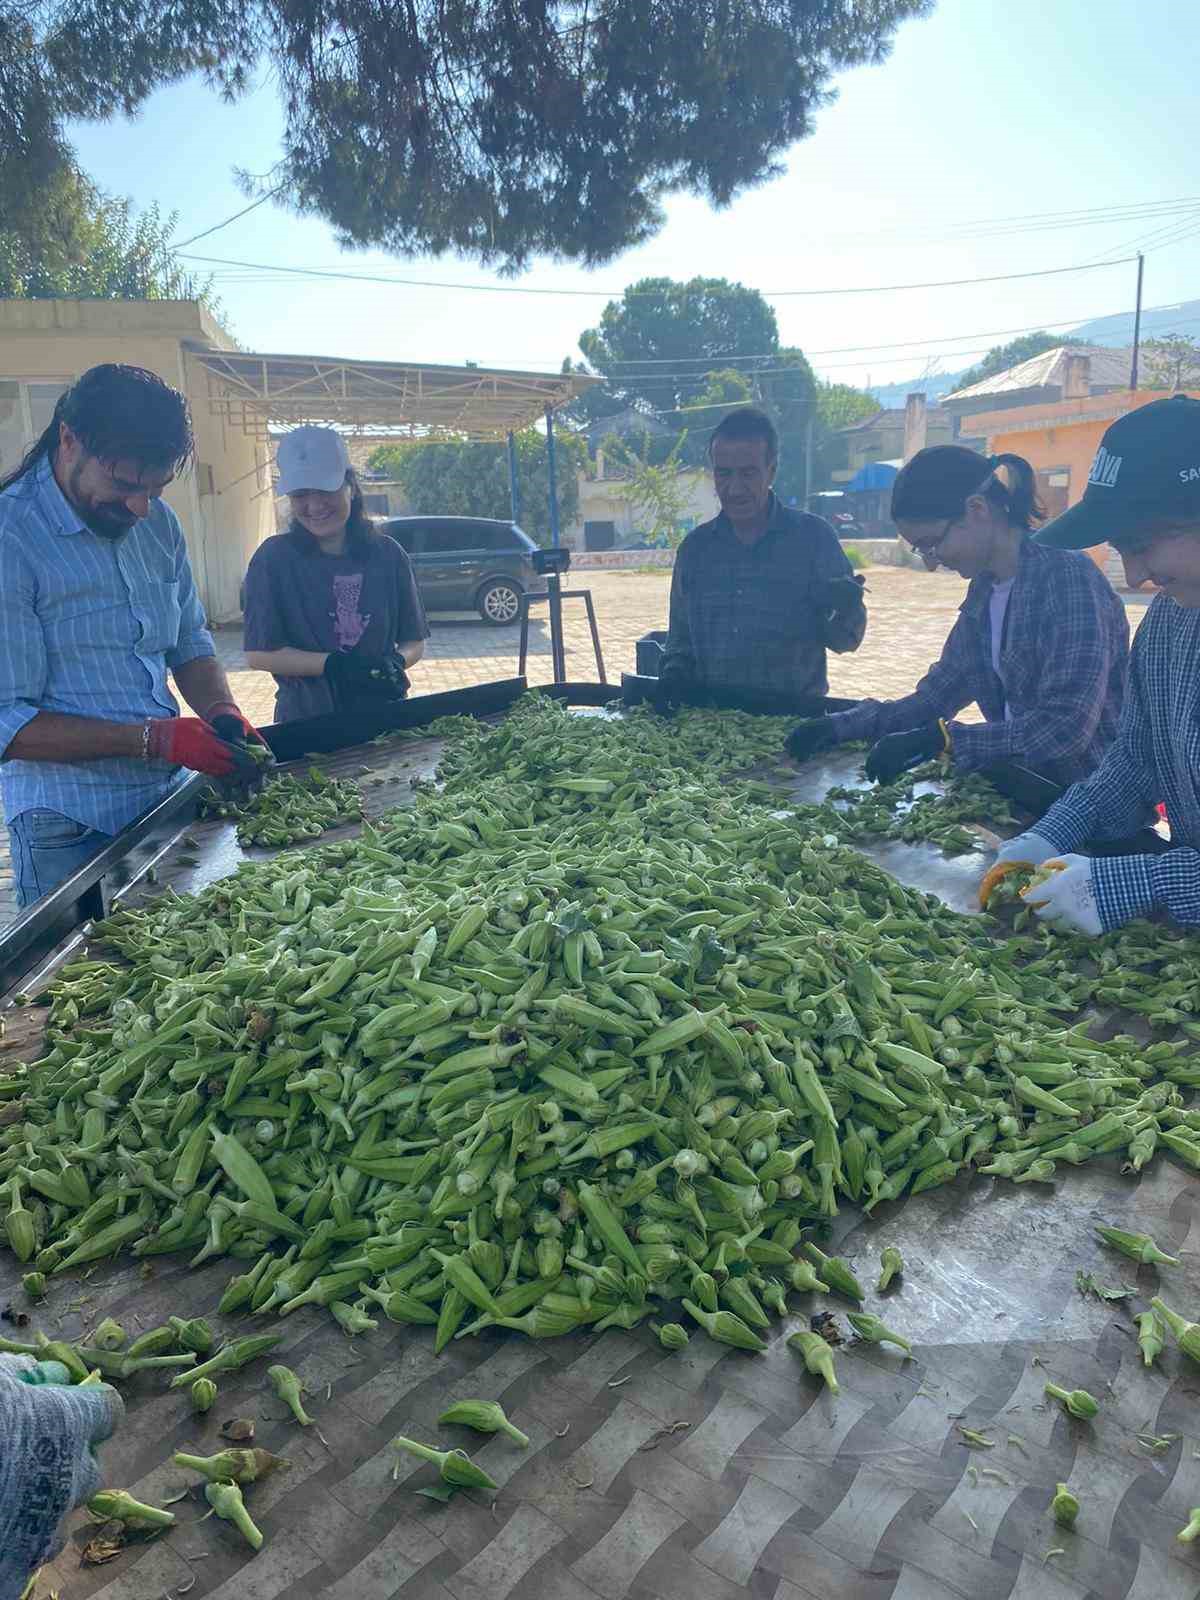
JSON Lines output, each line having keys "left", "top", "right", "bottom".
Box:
{"left": 0, "top": 456, "right": 215, "bottom": 832}
{"left": 829, "top": 540, "right": 1129, "bottom": 787}
{"left": 1036, "top": 593, "right": 1200, "bottom": 930}
{"left": 665, "top": 496, "right": 865, "bottom": 699}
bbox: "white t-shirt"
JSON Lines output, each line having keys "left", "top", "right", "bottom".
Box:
{"left": 988, "top": 577, "right": 1015, "bottom": 719}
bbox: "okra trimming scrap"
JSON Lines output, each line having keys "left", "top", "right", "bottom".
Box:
{"left": 3, "top": 693, "right": 1200, "bottom": 1353}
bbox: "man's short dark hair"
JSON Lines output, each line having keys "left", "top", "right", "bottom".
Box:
{"left": 709, "top": 407, "right": 778, "bottom": 465}
{"left": 0, "top": 363, "right": 194, "bottom": 492}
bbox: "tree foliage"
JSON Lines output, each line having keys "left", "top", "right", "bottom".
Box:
{"left": 602, "top": 431, "right": 694, "bottom": 547}
{"left": 957, "top": 331, "right": 1085, "bottom": 392}
{"left": 574, "top": 277, "right": 816, "bottom": 497}
{"left": 815, "top": 380, "right": 879, "bottom": 432}
{"left": 1141, "top": 335, "right": 1200, "bottom": 393}
{"left": 368, "top": 429, "right": 585, "bottom": 546}
{"left": 0, "top": 167, "right": 218, "bottom": 306}
{"left": 580, "top": 279, "right": 782, "bottom": 414}
{"left": 4, "top": 1, "right": 930, "bottom": 271}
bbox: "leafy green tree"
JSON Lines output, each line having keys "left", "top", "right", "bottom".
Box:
{"left": 956, "top": 332, "right": 1085, "bottom": 392}
{"left": 4, "top": 1, "right": 930, "bottom": 271}
{"left": 602, "top": 431, "right": 694, "bottom": 547}
{"left": 1141, "top": 334, "right": 1200, "bottom": 393}
{"left": 815, "top": 381, "right": 879, "bottom": 432}
{"left": 580, "top": 278, "right": 781, "bottom": 414}
{"left": 368, "top": 430, "right": 584, "bottom": 546}
{"left": 576, "top": 279, "right": 816, "bottom": 495}
{"left": 0, "top": 169, "right": 217, "bottom": 306}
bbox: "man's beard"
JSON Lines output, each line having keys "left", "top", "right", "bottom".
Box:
{"left": 67, "top": 463, "right": 137, "bottom": 540}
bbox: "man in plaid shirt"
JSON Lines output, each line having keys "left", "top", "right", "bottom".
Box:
{"left": 786, "top": 444, "right": 1128, "bottom": 786}
{"left": 661, "top": 409, "right": 866, "bottom": 703}
{"left": 991, "top": 396, "right": 1200, "bottom": 934}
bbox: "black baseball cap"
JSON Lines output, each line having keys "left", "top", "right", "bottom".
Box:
{"left": 1035, "top": 395, "right": 1200, "bottom": 552}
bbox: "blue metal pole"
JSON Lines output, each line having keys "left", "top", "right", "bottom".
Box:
{"left": 544, "top": 404, "right": 560, "bottom": 549}
{"left": 507, "top": 430, "right": 521, "bottom": 524}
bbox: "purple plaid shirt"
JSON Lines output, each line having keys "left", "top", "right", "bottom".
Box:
{"left": 829, "top": 540, "right": 1128, "bottom": 786}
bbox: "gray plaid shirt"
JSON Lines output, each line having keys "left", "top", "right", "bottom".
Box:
{"left": 664, "top": 496, "right": 866, "bottom": 699}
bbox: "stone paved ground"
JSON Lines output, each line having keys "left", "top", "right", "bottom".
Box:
{"left": 0, "top": 568, "right": 1148, "bottom": 928}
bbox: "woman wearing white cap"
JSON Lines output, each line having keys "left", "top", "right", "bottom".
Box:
{"left": 243, "top": 425, "right": 428, "bottom": 722}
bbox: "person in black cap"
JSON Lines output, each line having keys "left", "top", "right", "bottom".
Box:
{"left": 785, "top": 445, "right": 1128, "bottom": 786}
{"left": 989, "top": 395, "right": 1200, "bottom": 934}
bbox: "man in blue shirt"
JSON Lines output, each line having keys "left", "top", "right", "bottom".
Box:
{"left": 660, "top": 408, "right": 866, "bottom": 704}
{"left": 0, "top": 364, "right": 262, "bottom": 906}
{"left": 990, "top": 396, "right": 1200, "bottom": 934}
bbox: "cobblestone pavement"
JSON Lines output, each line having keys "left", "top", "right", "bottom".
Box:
{"left": 0, "top": 568, "right": 1148, "bottom": 929}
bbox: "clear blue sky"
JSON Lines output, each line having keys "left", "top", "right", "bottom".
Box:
{"left": 68, "top": 0, "right": 1200, "bottom": 391}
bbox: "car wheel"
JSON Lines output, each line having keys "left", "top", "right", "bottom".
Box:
{"left": 478, "top": 578, "right": 522, "bottom": 625}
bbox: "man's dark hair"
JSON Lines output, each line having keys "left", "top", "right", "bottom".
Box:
{"left": 709, "top": 407, "right": 779, "bottom": 465}
{"left": 0, "top": 364, "right": 194, "bottom": 492}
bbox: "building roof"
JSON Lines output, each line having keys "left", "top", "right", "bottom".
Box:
{"left": 187, "top": 346, "right": 597, "bottom": 442}
{"left": 943, "top": 345, "right": 1133, "bottom": 404}
{"left": 835, "top": 409, "right": 890, "bottom": 434}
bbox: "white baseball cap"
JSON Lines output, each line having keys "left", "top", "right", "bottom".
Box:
{"left": 275, "top": 426, "right": 351, "bottom": 496}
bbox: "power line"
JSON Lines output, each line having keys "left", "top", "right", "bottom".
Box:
{"left": 171, "top": 184, "right": 286, "bottom": 251}
{"left": 180, "top": 250, "right": 1136, "bottom": 300}
{"left": 1087, "top": 203, "right": 1200, "bottom": 265}
{"left": 591, "top": 301, "right": 1197, "bottom": 369}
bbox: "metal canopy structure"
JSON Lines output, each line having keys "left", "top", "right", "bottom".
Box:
{"left": 187, "top": 345, "right": 597, "bottom": 442}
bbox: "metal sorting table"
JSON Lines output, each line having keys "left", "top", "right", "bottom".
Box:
{"left": 3, "top": 704, "right": 1199, "bottom": 1600}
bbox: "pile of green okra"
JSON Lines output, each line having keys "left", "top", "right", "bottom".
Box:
{"left": 3, "top": 693, "right": 1200, "bottom": 1353}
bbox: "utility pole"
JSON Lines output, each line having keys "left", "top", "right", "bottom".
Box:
{"left": 1130, "top": 252, "right": 1145, "bottom": 390}
{"left": 803, "top": 408, "right": 814, "bottom": 509}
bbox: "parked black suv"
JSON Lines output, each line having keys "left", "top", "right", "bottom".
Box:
{"left": 382, "top": 516, "right": 539, "bottom": 625}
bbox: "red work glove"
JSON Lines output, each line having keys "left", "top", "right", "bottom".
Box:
{"left": 145, "top": 717, "right": 260, "bottom": 778}
{"left": 204, "top": 701, "right": 269, "bottom": 751}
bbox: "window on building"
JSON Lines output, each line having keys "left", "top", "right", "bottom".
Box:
{"left": 0, "top": 380, "right": 72, "bottom": 477}
{"left": 361, "top": 493, "right": 390, "bottom": 516}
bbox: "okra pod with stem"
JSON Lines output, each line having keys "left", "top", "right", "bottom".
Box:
{"left": 170, "top": 1334, "right": 283, "bottom": 1388}
{"left": 788, "top": 1329, "right": 839, "bottom": 1392}
{"left": 205, "top": 1478, "right": 264, "bottom": 1551}
{"left": 437, "top": 1400, "right": 529, "bottom": 1446}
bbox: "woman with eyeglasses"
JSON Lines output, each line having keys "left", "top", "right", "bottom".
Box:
{"left": 785, "top": 445, "right": 1129, "bottom": 786}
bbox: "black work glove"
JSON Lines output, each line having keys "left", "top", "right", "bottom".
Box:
{"left": 195, "top": 703, "right": 272, "bottom": 794}
{"left": 785, "top": 718, "right": 837, "bottom": 764}
{"left": 653, "top": 653, "right": 694, "bottom": 713}
{"left": 864, "top": 724, "right": 945, "bottom": 785}
{"left": 323, "top": 650, "right": 410, "bottom": 704}
{"left": 812, "top": 574, "right": 866, "bottom": 618}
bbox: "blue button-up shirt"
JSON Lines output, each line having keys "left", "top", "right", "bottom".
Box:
{"left": 0, "top": 456, "right": 216, "bottom": 832}
{"left": 1036, "top": 593, "right": 1200, "bottom": 930}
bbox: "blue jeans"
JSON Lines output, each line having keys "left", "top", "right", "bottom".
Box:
{"left": 9, "top": 810, "right": 112, "bottom": 908}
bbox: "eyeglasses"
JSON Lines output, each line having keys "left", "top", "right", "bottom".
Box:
{"left": 904, "top": 516, "right": 957, "bottom": 563}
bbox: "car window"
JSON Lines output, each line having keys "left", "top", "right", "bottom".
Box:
{"left": 386, "top": 524, "right": 415, "bottom": 554}
{"left": 420, "top": 527, "right": 472, "bottom": 555}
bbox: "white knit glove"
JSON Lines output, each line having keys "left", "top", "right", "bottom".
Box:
{"left": 993, "top": 831, "right": 1059, "bottom": 870}
{"left": 1026, "top": 855, "right": 1104, "bottom": 937}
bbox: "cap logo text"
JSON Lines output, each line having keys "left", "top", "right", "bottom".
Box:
{"left": 1088, "top": 446, "right": 1122, "bottom": 488}
{"left": 1182, "top": 466, "right": 1200, "bottom": 484}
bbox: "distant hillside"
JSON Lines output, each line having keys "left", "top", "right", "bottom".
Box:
{"left": 863, "top": 297, "right": 1200, "bottom": 409}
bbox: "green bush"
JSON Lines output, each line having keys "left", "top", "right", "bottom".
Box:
{"left": 842, "top": 544, "right": 866, "bottom": 571}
